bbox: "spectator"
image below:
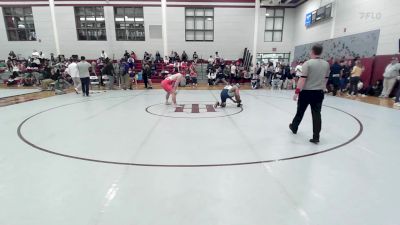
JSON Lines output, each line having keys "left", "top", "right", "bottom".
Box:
{"left": 189, "top": 64, "right": 198, "bottom": 88}
{"left": 100, "top": 50, "right": 108, "bottom": 60}
{"left": 123, "top": 50, "right": 130, "bottom": 60}
{"left": 32, "top": 49, "right": 39, "bottom": 58}
{"left": 128, "top": 67, "right": 138, "bottom": 89}
{"left": 329, "top": 59, "right": 342, "bottom": 96}
{"left": 348, "top": 60, "right": 364, "bottom": 96}
{"left": 149, "top": 54, "right": 155, "bottom": 64}
{"left": 193, "top": 52, "right": 198, "bottom": 64}
{"left": 155, "top": 51, "right": 162, "bottom": 63}
{"left": 282, "top": 64, "right": 294, "bottom": 89}
{"left": 175, "top": 52, "right": 181, "bottom": 62}
{"left": 169, "top": 51, "right": 175, "bottom": 63}
{"left": 181, "top": 51, "right": 188, "bottom": 62}
{"left": 266, "top": 62, "right": 274, "bottom": 86}
{"left": 120, "top": 58, "right": 130, "bottom": 90}
{"left": 215, "top": 51, "right": 220, "bottom": 62}
{"left": 361, "top": 80, "right": 383, "bottom": 97}
{"left": 208, "top": 55, "right": 214, "bottom": 65}
{"left": 40, "top": 68, "right": 58, "bottom": 90}
{"left": 9, "top": 51, "right": 17, "bottom": 60}
{"left": 207, "top": 68, "right": 216, "bottom": 86}
{"left": 130, "top": 51, "right": 137, "bottom": 60}
{"left": 65, "top": 58, "right": 80, "bottom": 94}
{"left": 50, "top": 53, "right": 56, "bottom": 66}
{"left": 6, "top": 71, "right": 19, "bottom": 86}
{"left": 54, "top": 76, "right": 71, "bottom": 95}
{"left": 214, "top": 67, "right": 228, "bottom": 85}
{"left": 127, "top": 56, "right": 135, "bottom": 69}
{"left": 230, "top": 63, "right": 238, "bottom": 84}
{"left": 394, "top": 77, "right": 400, "bottom": 107}
{"left": 31, "top": 56, "right": 41, "bottom": 67}
{"left": 143, "top": 51, "right": 150, "bottom": 62}
{"left": 340, "top": 60, "right": 351, "bottom": 92}
{"left": 77, "top": 56, "right": 91, "bottom": 96}
{"left": 271, "top": 65, "right": 283, "bottom": 90}
{"left": 251, "top": 71, "right": 259, "bottom": 89}
{"left": 38, "top": 51, "right": 45, "bottom": 58}
{"left": 163, "top": 56, "right": 169, "bottom": 65}
{"left": 21, "top": 73, "right": 35, "bottom": 86}
{"left": 102, "top": 59, "right": 115, "bottom": 90}
{"left": 142, "top": 64, "right": 153, "bottom": 89}
{"left": 220, "top": 58, "right": 226, "bottom": 71}
{"left": 180, "top": 61, "right": 188, "bottom": 74}
{"left": 380, "top": 57, "right": 400, "bottom": 98}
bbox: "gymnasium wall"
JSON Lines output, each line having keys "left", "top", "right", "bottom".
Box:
{"left": 166, "top": 7, "right": 254, "bottom": 61}
{"left": 0, "top": 0, "right": 299, "bottom": 61}
{"left": 293, "top": 0, "right": 400, "bottom": 56}
{"left": 0, "top": 6, "right": 57, "bottom": 59}
{"left": 53, "top": 6, "right": 164, "bottom": 60}
{"left": 257, "top": 7, "right": 295, "bottom": 55}
{"left": 293, "top": 29, "right": 380, "bottom": 61}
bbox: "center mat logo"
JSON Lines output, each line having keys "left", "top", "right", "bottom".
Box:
{"left": 174, "top": 104, "right": 216, "bottom": 113}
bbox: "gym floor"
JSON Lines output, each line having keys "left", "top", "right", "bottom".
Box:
{"left": 0, "top": 88, "right": 399, "bottom": 225}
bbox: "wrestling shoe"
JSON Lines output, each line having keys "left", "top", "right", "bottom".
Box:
{"left": 289, "top": 124, "right": 297, "bottom": 134}
{"left": 214, "top": 101, "right": 220, "bottom": 108}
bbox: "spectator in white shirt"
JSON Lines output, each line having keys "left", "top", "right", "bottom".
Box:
{"left": 77, "top": 56, "right": 91, "bottom": 97}
{"left": 230, "top": 63, "right": 238, "bottom": 84}
{"left": 295, "top": 61, "right": 303, "bottom": 77}
{"left": 259, "top": 63, "right": 266, "bottom": 87}
{"left": 380, "top": 57, "right": 400, "bottom": 98}
{"left": 65, "top": 58, "right": 81, "bottom": 94}
{"left": 208, "top": 56, "right": 214, "bottom": 65}
{"left": 38, "top": 51, "right": 45, "bottom": 59}
{"left": 100, "top": 50, "right": 108, "bottom": 60}
{"left": 295, "top": 61, "right": 304, "bottom": 88}
{"left": 32, "top": 49, "right": 39, "bottom": 58}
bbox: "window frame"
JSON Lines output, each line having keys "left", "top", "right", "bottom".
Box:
{"left": 2, "top": 6, "right": 36, "bottom": 41}
{"left": 114, "top": 7, "right": 145, "bottom": 41}
{"left": 264, "top": 8, "right": 285, "bottom": 42}
{"left": 74, "top": 6, "right": 107, "bottom": 41}
{"left": 185, "top": 7, "right": 214, "bottom": 42}
{"left": 256, "top": 52, "right": 291, "bottom": 65}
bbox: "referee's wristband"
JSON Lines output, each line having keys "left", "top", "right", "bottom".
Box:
{"left": 295, "top": 88, "right": 301, "bottom": 94}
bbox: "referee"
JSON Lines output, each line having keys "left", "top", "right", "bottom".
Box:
{"left": 289, "top": 44, "right": 330, "bottom": 144}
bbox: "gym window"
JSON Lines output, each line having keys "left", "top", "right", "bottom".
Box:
{"left": 114, "top": 7, "right": 145, "bottom": 41}
{"left": 264, "top": 8, "right": 284, "bottom": 42}
{"left": 2, "top": 7, "right": 36, "bottom": 41}
{"left": 185, "top": 8, "right": 214, "bottom": 42}
{"left": 74, "top": 6, "right": 107, "bottom": 41}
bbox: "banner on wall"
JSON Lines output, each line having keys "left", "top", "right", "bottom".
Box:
{"left": 293, "top": 29, "right": 380, "bottom": 62}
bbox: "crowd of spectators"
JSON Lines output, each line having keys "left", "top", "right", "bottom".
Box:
{"left": 1, "top": 49, "right": 399, "bottom": 106}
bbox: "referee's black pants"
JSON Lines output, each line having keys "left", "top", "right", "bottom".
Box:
{"left": 291, "top": 90, "right": 324, "bottom": 139}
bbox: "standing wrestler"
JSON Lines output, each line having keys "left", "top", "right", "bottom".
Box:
{"left": 161, "top": 68, "right": 185, "bottom": 106}
{"left": 289, "top": 44, "right": 330, "bottom": 144}
{"left": 214, "top": 84, "right": 242, "bottom": 108}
